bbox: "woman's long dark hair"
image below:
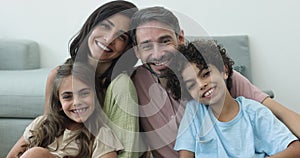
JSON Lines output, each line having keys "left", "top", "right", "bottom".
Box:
{"left": 27, "top": 59, "right": 105, "bottom": 158}
{"left": 69, "top": 1, "right": 138, "bottom": 59}
{"left": 70, "top": 1, "right": 138, "bottom": 106}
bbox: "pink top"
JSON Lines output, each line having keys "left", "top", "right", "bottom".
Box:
{"left": 132, "top": 66, "right": 269, "bottom": 157}
{"left": 230, "top": 70, "right": 268, "bottom": 103}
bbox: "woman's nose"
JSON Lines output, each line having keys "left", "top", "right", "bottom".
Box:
{"left": 103, "top": 32, "right": 115, "bottom": 44}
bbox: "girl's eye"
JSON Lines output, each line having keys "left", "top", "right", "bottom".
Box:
{"left": 79, "top": 90, "right": 90, "bottom": 98}
{"left": 62, "top": 94, "right": 73, "bottom": 101}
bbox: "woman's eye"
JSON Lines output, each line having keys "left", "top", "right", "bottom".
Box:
{"left": 99, "top": 22, "right": 110, "bottom": 30}
{"left": 118, "top": 34, "right": 129, "bottom": 42}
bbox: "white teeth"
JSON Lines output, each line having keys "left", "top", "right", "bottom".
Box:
{"left": 73, "top": 107, "right": 88, "bottom": 113}
{"left": 204, "top": 89, "right": 214, "bottom": 97}
{"left": 154, "top": 60, "right": 168, "bottom": 66}
{"left": 96, "top": 41, "right": 110, "bottom": 51}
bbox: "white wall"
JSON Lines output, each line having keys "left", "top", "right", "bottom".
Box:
{"left": 0, "top": 0, "right": 299, "bottom": 113}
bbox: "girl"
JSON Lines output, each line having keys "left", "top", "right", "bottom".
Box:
{"left": 7, "top": 60, "right": 123, "bottom": 158}
{"left": 172, "top": 40, "right": 300, "bottom": 157}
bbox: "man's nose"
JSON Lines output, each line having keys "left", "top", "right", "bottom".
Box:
{"left": 152, "top": 43, "right": 165, "bottom": 59}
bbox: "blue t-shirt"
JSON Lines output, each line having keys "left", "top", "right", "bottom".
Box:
{"left": 174, "top": 96, "right": 297, "bottom": 158}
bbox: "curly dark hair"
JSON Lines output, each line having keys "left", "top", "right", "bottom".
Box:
{"left": 167, "top": 39, "right": 234, "bottom": 100}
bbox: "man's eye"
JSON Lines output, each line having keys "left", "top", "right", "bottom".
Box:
{"left": 162, "top": 39, "right": 171, "bottom": 44}
{"left": 139, "top": 43, "right": 153, "bottom": 51}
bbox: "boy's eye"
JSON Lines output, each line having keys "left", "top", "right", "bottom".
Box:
{"left": 203, "top": 71, "right": 211, "bottom": 78}
{"left": 186, "top": 81, "right": 197, "bottom": 91}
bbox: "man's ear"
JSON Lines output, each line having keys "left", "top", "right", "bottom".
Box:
{"left": 224, "top": 65, "right": 229, "bottom": 80}
{"left": 133, "top": 46, "right": 141, "bottom": 59}
{"left": 178, "top": 29, "right": 185, "bottom": 45}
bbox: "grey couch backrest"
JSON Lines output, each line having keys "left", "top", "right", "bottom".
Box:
{"left": 0, "top": 39, "right": 40, "bottom": 70}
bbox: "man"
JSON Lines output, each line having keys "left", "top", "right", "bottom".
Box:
{"left": 130, "top": 6, "right": 300, "bottom": 158}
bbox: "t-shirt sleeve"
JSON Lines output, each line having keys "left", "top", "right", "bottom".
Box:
{"left": 174, "top": 102, "right": 197, "bottom": 152}
{"left": 23, "top": 115, "right": 46, "bottom": 143}
{"left": 250, "top": 102, "right": 298, "bottom": 155}
{"left": 230, "top": 70, "right": 268, "bottom": 103}
{"left": 92, "top": 126, "right": 124, "bottom": 158}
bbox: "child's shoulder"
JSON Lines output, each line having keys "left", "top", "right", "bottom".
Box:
{"left": 94, "top": 125, "right": 124, "bottom": 152}
{"left": 236, "top": 96, "right": 272, "bottom": 117}
{"left": 186, "top": 100, "right": 208, "bottom": 114}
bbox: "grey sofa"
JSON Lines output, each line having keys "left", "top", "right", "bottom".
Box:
{"left": 0, "top": 39, "right": 51, "bottom": 157}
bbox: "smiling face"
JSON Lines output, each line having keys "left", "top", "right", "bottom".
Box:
{"left": 134, "top": 21, "right": 184, "bottom": 77}
{"left": 59, "top": 76, "right": 95, "bottom": 124}
{"left": 182, "top": 63, "right": 228, "bottom": 106}
{"left": 88, "top": 13, "right": 131, "bottom": 62}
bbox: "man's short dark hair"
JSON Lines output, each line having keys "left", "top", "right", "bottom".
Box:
{"left": 130, "top": 6, "right": 181, "bottom": 45}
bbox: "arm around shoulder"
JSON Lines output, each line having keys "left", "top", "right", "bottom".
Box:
{"left": 269, "top": 140, "right": 300, "bottom": 158}
{"left": 262, "top": 97, "right": 300, "bottom": 138}
{"left": 179, "top": 150, "right": 195, "bottom": 158}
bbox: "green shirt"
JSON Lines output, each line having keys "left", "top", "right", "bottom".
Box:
{"left": 103, "top": 73, "right": 144, "bottom": 158}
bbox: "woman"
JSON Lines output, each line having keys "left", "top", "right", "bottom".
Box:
{"left": 44, "top": 1, "right": 142, "bottom": 157}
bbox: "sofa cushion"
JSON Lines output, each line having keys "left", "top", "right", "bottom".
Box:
{"left": 0, "top": 68, "right": 51, "bottom": 118}
{"left": 0, "top": 39, "right": 40, "bottom": 70}
{"left": 0, "top": 118, "right": 33, "bottom": 157}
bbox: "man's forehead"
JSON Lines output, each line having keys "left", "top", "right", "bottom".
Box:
{"left": 136, "top": 20, "right": 174, "bottom": 32}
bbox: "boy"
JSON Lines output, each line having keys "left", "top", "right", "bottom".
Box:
{"left": 173, "top": 40, "right": 300, "bottom": 157}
